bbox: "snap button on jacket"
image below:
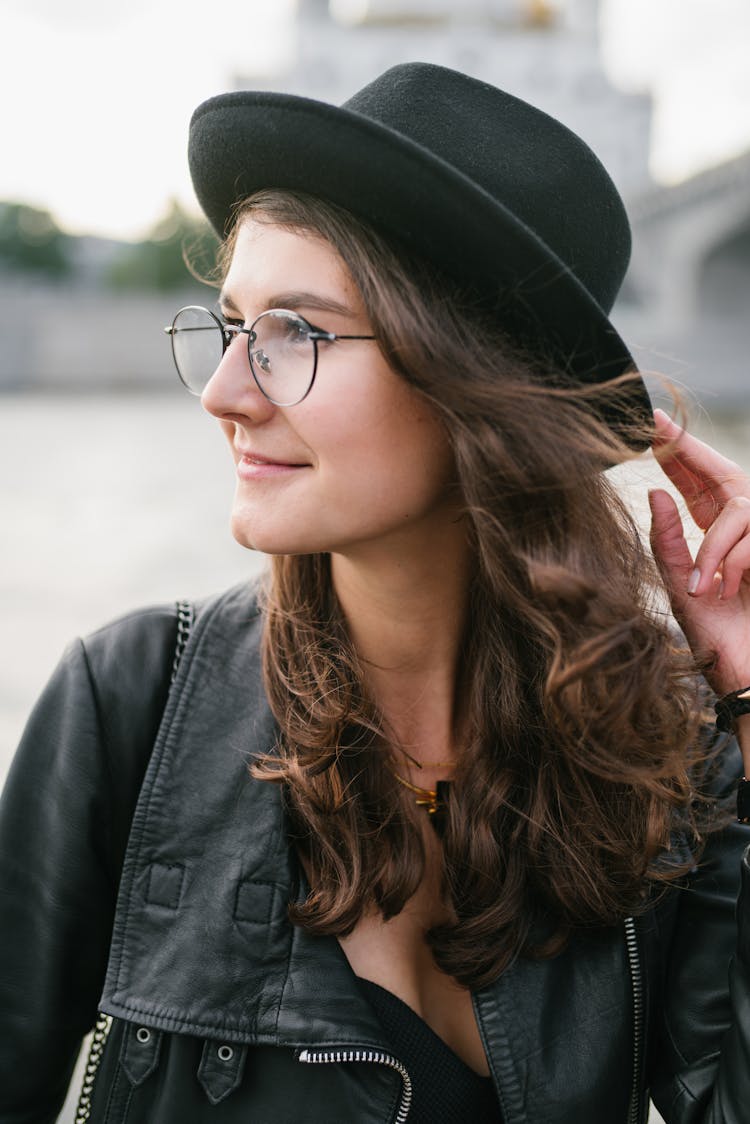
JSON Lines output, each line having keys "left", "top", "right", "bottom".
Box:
{"left": 197, "top": 1040, "right": 248, "bottom": 1105}
{"left": 120, "top": 1023, "right": 162, "bottom": 1087}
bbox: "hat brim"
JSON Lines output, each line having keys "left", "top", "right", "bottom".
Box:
{"left": 189, "top": 91, "right": 652, "bottom": 446}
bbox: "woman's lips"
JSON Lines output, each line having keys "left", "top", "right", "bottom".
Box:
{"left": 236, "top": 453, "right": 309, "bottom": 480}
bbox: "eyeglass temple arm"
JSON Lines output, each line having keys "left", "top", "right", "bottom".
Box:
{"left": 163, "top": 325, "right": 375, "bottom": 341}
{"left": 307, "top": 332, "right": 377, "bottom": 341}
{"left": 163, "top": 324, "right": 256, "bottom": 339}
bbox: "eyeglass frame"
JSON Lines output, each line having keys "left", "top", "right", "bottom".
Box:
{"left": 164, "top": 304, "right": 377, "bottom": 406}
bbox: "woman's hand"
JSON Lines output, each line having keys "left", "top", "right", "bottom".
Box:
{"left": 649, "top": 408, "right": 750, "bottom": 699}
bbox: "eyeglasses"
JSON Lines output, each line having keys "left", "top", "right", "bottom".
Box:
{"left": 164, "top": 305, "right": 376, "bottom": 406}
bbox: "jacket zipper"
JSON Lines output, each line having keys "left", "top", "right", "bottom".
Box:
{"left": 624, "top": 916, "right": 644, "bottom": 1124}
{"left": 298, "top": 1047, "right": 413, "bottom": 1123}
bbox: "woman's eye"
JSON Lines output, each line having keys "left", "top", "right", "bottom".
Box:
{"left": 221, "top": 314, "right": 244, "bottom": 328}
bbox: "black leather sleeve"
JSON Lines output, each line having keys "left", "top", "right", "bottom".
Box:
{"left": 0, "top": 605, "right": 178, "bottom": 1123}
{"left": 649, "top": 739, "right": 750, "bottom": 1124}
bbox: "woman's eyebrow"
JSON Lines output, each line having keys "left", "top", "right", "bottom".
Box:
{"left": 218, "top": 289, "right": 355, "bottom": 318}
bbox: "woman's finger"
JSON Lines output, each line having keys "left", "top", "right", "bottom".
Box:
{"left": 691, "top": 495, "right": 750, "bottom": 599}
{"left": 720, "top": 538, "right": 750, "bottom": 600}
{"left": 648, "top": 488, "right": 694, "bottom": 611}
{"left": 653, "top": 454, "right": 718, "bottom": 531}
{"left": 651, "top": 414, "right": 717, "bottom": 528}
{"left": 653, "top": 409, "right": 745, "bottom": 491}
{"left": 652, "top": 409, "right": 748, "bottom": 528}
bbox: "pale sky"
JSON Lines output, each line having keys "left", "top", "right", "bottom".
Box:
{"left": 600, "top": 0, "right": 750, "bottom": 183}
{"left": 1, "top": 0, "right": 748, "bottom": 240}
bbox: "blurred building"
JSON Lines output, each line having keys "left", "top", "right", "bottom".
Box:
{"left": 1, "top": 0, "right": 747, "bottom": 402}
{"left": 245, "top": 0, "right": 653, "bottom": 198}
{"left": 616, "top": 149, "right": 750, "bottom": 404}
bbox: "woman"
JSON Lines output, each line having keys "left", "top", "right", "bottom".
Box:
{"left": 1, "top": 62, "right": 750, "bottom": 1124}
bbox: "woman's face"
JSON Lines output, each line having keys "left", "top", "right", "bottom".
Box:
{"left": 201, "top": 217, "right": 461, "bottom": 559}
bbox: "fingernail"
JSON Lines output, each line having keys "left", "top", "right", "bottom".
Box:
{"left": 688, "top": 568, "right": 701, "bottom": 595}
{"left": 718, "top": 580, "right": 725, "bottom": 600}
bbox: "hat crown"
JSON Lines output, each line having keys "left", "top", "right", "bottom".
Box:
{"left": 344, "top": 62, "right": 630, "bottom": 312}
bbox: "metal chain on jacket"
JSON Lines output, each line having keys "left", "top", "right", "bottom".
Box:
{"left": 73, "top": 1013, "right": 112, "bottom": 1124}
{"left": 74, "top": 600, "right": 193, "bottom": 1124}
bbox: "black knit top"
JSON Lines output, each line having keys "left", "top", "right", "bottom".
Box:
{"left": 357, "top": 978, "right": 502, "bottom": 1123}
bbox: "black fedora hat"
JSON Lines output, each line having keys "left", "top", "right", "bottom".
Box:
{"left": 189, "top": 62, "right": 652, "bottom": 441}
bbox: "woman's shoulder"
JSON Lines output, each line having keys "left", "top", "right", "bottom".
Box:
{"left": 13, "top": 580, "right": 263, "bottom": 782}
{"left": 80, "top": 578, "right": 262, "bottom": 676}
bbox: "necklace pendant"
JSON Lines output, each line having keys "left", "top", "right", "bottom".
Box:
{"left": 430, "top": 781, "right": 451, "bottom": 836}
{"left": 389, "top": 770, "right": 451, "bottom": 830}
{"left": 415, "top": 794, "right": 440, "bottom": 815}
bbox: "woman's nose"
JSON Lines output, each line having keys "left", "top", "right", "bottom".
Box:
{"left": 201, "top": 334, "right": 276, "bottom": 422}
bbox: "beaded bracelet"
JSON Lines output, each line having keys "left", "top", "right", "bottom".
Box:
{"left": 714, "top": 684, "right": 750, "bottom": 733}
{"left": 713, "top": 685, "right": 750, "bottom": 824}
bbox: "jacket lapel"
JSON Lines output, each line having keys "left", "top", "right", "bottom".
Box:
{"left": 475, "top": 928, "right": 633, "bottom": 1123}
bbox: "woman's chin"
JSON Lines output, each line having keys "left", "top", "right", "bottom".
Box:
{"left": 230, "top": 519, "right": 267, "bottom": 554}
{"left": 229, "top": 515, "right": 311, "bottom": 556}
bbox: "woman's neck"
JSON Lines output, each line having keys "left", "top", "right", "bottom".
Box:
{"left": 330, "top": 532, "right": 472, "bottom": 764}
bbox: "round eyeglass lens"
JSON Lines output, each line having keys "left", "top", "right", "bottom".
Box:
{"left": 249, "top": 310, "right": 316, "bottom": 406}
{"left": 170, "top": 306, "right": 224, "bottom": 395}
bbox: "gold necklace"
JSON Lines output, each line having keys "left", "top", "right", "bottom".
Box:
{"left": 394, "top": 745, "right": 455, "bottom": 771}
{"left": 390, "top": 769, "right": 451, "bottom": 817}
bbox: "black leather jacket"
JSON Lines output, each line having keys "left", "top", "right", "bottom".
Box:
{"left": 2, "top": 582, "right": 750, "bottom": 1123}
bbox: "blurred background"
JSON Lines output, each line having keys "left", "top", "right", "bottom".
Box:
{"left": 1, "top": 3, "right": 748, "bottom": 1118}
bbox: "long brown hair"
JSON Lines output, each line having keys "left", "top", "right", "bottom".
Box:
{"left": 222, "top": 190, "right": 713, "bottom": 989}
